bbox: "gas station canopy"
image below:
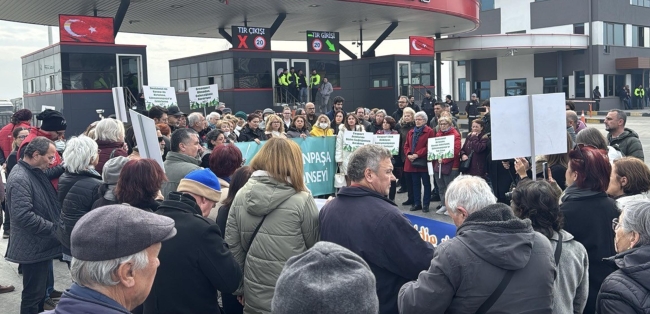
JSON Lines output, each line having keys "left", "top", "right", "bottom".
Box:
{"left": 0, "top": 0, "right": 479, "bottom": 41}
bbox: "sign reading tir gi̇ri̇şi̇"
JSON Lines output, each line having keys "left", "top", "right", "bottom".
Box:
{"left": 306, "top": 30, "right": 339, "bottom": 53}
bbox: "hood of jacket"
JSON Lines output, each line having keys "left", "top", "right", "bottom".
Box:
{"left": 244, "top": 170, "right": 301, "bottom": 217}
{"left": 608, "top": 128, "right": 640, "bottom": 143}
{"left": 607, "top": 245, "right": 650, "bottom": 291}
{"left": 456, "top": 203, "right": 536, "bottom": 270}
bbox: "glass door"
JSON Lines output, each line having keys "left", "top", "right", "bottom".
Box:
{"left": 116, "top": 54, "right": 143, "bottom": 98}
{"left": 272, "top": 59, "right": 290, "bottom": 105}
{"left": 291, "top": 59, "right": 310, "bottom": 104}
{"left": 397, "top": 61, "right": 411, "bottom": 98}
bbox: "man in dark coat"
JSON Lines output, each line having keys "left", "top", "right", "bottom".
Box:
{"left": 466, "top": 93, "right": 480, "bottom": 132}
{"left": 6, "top": 137, "right": 62, "bottom": 313}
{"left": 421, "top": 90, "right": 435, "bottom": 122}
{"left": 399, "top": 175, "right": 555, "bottom": 314}
{"left": 320, "top": 144, "right": 434, "bottom": 314}
{"left": 605, "top": 109, "right": 644, "bottom": 161}
{"left": 144, "top": 169, "right": 242, "bottom": 314}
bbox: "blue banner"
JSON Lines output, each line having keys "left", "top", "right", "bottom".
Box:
{"left": 404, "top": 213, "right": 457, "bottom": 247}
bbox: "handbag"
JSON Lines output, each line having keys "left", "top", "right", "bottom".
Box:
{"left": 410, "top": 157, "right": 428, "bottom": 168}
{"left": 334, "top": 166, "right": 347, "bottom": 188}
{"left": 459, "top": 151, "right": 473, "bottom": 173}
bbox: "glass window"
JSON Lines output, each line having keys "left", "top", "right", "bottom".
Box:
{"left": 632, "top": 26, "right": 645, "bottom": 47}
{"left": 190, "top": 63, "right": 199, "bottom": 78}
{"left": 505, "top": 78, "right": 527, "bottom": 96}
{"left": 411, "top": 62, "right": 432, "bottom": 86}
{"left": 604, "top": 22, "right": 625, "bottom": 46}
{"left": 177, "top": 65, "right": 190, "bottom": 78}
{"left": 573, "top": 23, "right": 584, "bottom": 35}
{"left": 312, "top": 59, "right": 340, "bottom": 87}
{"left": 199, "top": 62, "right": 208, "bottom": 77}
{"left": 457, "top": 61, "right": 466, "bottom": 66}
{"left": 60, "top": 53, "right": 117, "bottom": 90}
{"left": 458, "top": 78, "right": 467, "bottom": 101}
{"left": 543, "top": 77, "right": 558, "bottom": 94}
{"left": 473, "top": 81, "right": 490, "bottom": 100}
{"left": 170, "top": 66, "right": 178, "bottom": 79}
{"left": 481, "top": 0, "right": 494, "bottom": 11}
{"left": 233, "top": 58, "right": 272, "bottom": 88}
{"left": 370, "top": 61, "right": 392, "bottom": 88}
{"left": 605, "top": 75, "right": 626, "bottom": 97}
{"left": 575, "top": 71, "right": 585, "bottom": 98}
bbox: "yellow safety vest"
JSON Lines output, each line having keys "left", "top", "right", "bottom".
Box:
{"left": 310, "top": 74, "right": 321, "bottom": 88}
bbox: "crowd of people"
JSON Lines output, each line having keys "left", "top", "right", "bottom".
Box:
{"left": 0, "top": 95, "right": 648, "bottom": 314}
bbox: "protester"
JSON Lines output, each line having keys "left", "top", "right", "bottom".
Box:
{"left": 511, "top": 179, "right": 589, "bottom": 313}
{"left": 325, "top": 95, "right": 343, "bottom": 121}
{"left": 330, "top": 110, "right": 344, "bottom": 135}
{"left": 403, "top": 111, "right": 435, "bottom": 212}
{"left": 336, "top": 113, "right": 365, "bottom": 185}
{"left": 144, "top": 169, "right": 241, "bottom": 314}
{"left": 166, "top": 105, "right": 184, "bottom": 132}
{"left": 115, "top": 159, "right": 167, "bottom": 212}
{"left": 397, "top": 107, "right": 416, "bottom": 205}
{"left": 207, "top": 112, "right": 221, "bottom": 130}
{"left": 18, "top": 109, "right": 66, "bottom": 188}
{"left": 187, "top": 112, "right": 208, "bottom": 144}
{"left": 272, "top": 241, "right": 379, "bottom": 314}
{"left": 161, "top": 128, "right": 202, "bottom": 197}
{"left": 320, "top": 144, "right": 433, "bottom": 313}
{"left": 310, "top": 114, "right": 334, "bottom": 137}
{"left": 281, "top": 107, "right": 293, "bottom": 130}
{"left": 399, "top": 175, "right": 555, "bottom": 313}
{"left": 91, "top": 156, "right": 130, "bottom": 209}
{"left": 460, "top": 119, "right": 489, "bottom": 178}
{"left": 391, "top": 96, "right": 409, "bottom": 122}
{"left": 225, "top": 138, "right": 319, "bottom": 314}
{"left": 94, "top": 118, "right": 128, "bottom": 174}
{"left": 6, "top": 137, "right": 62, "bottom": 313}
{"left": 596, "top": 199, "right": 650, "bottom": 313}
{"left": 0, "top": 109, "right": 32, "bottom": 161}
{"left": 205, "top": 129, "right": 227, "bottom": 149}
{"left": 607, "top": 157, "right": 650, "bottom": 211}
{"left": 2, "top": 126, "right": 29, "bottom": 239}
{"left": 561, "top": 145, "right": 619, "bottom": 313}
{"left": 286, "top": 116, "right": 311, "bottom": 139}
{"left": 148, "top": 106, "right": 168, "bottom": 125}
{"left": 217, "top": 120, "right": 238, "bottom": 143}
{"left": 432, "top": 116, "right": 461, "bottom": 214}
{"left": 43, "top": 204, "right": 176, "bottom": 314}
{"left": 259, "top": 108, "right": 275, "bottom": 130}
{"left": 370, "top": 109, "right": 386, "bottom": 132}
{"left": 605, "top": 109, "right": 644, "bottom": 160}
{"left": 304, "top": 102, "right": 318, "bottom": 127}
{"left": 57, "top": 136, "right": 102, "bottom": 263}
{"left": 207, "top": 145, "right": 242, "bottom": 217}
{"left": 238, "top": 114, "right": 267, "bottom": 143}
{"left": 575, "top": 127, "right": 623, "bottom": 163}
{"left": 376, "top": 116, "right": 399, "bottom": 201}
{"left": 532, "top": 132, "right": 572, "bottom": 190}
{"left": 265, "top": 114, "right": 287, "bottom": 139}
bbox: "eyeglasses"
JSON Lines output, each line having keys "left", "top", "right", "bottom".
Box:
{"left": 612, "top": 218, "right": 620, "bottom": 231}
{"left": 398, "top": 101, "right": 407, "bottom": 104}
{"left": 414, "top": 118, "right": 425, "bottom": 121}
{"left": 17, "top": 135, "right": 28, "bottom": 139}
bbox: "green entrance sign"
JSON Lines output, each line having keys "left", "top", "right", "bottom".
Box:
{"left": 306, "top": 30, "right": 339, "bottom": 53}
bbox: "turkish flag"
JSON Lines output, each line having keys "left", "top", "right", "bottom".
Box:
{"left": 59, "top": 15, "right": 115, "bottom": 44}
{"left": 409, "top": 36, "right": 434, "bottom": 56}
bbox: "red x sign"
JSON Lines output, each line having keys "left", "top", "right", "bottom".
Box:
{"left": 237, "top": 35, "right": 248, "bottom": 48}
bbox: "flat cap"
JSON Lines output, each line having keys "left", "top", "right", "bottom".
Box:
{"left": 71, "top": 204, "right": 176, "bottom": 261}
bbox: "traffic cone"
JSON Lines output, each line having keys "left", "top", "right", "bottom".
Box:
{"left": 580, "top": 110, "right": 586, "bottom": 124}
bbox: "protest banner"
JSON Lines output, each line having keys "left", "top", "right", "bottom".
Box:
{"left": 342, "top": 131, "right": 373, "bottom": 152}
{"left": 129, "top": 110, "right": 164, "bottom": 170}
{"left": 404, "top": 213, "right": 456, "bottom": 247}
{"left": 233, "top": 141, "right": 265, "bottom": 166}
{"left": 142, "top": 86, "right": 177, "bottom": 109}
{"left": 373, "top": 134, "right": 400, "bottom": 155}
{"left": 427, "top": 135, "right": 455, "bottom": 160}
{"left": 188, "top": 84, "right": 219, "bottom": 111}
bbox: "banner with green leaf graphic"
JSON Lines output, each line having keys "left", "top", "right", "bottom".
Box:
{"left": 189, "top": 84, "right": 219, "bottom": 109}
{"left": 427, "top": 135, "right": 455, "bottom": 160}
{"left": 342, "top": 131, "right": 373, "bottom": 152}
{"left": 374, "top": 134, "right": 400, "bottom": 155}
{"left": 143, "top": 86, "right": 177, "bottom": 109}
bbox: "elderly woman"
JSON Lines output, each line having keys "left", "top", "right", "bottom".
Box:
{"left": 575, "top": 127, "right": 623, "bottom": 163}
{"left": 607, "top": 157, "right": 650, "bottom": 211}
{"left": 310, "top": 114, "right": 334, "bottom": 137}
{"left": 397, "top": 107, "right": 417, "bottom": 205}
{"left": 459, "top": 119, "right": 489, "bottom": 179}
{"left": 207, "top": 145, "right": 243, "bottom": 219}
{"left": 95, "top": 118, "right": 128, "bottom": 174}
{"left": 433, "top": 116, "right": 461, "bottom": 215}
{"left": 92, "top": 156, "right": 130, "bottom": 209}
{"left": 286, "top": 115, "right": 311, "bottom": 139}
{"left": 371, "top": 109, "right": 387, "bottom": 131}
{"left": 57, "top": 135, "right": 103, "bottom": 262}
{"left": 336, "top": 113, "right": 365, "bottom": 185}
{"left": 225, "top": 138, "right": 319, "bottom": 314}
{"left": 597, "top": 199, "right": 650, "bottom": 313}
{"left": 238, "top": 114, "right": 267, "bottom": 144}
{"left": 265, "top": 114, "right": 287, "bottom": 139}
{"left": 217, "top": 120, "right": 238, "bottom": 143}
{"left": 512, "top": 179, "right": 589, "bottom": 314}
{"left": 560, "top": 145, "right": 619, "bottom": 313}
{"left": 403, "top": 111, "right": 435, "bottom": 212}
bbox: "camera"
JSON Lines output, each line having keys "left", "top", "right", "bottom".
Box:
{"left": 96, "top": 109, "right": 104, "bottom": 114}
{"left": 478, "top": 107, "right": 487, "bottom": 113}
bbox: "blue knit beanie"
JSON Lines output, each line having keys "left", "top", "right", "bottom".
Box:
{"left": 177, "top": 169, "right": 222, "bottom": 202}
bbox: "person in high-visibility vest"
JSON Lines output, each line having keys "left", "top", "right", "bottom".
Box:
{"left": 634, "top": 84, "right": 645, "bottom": 109}
{"left": 287, "top": 68, "right": 298, "bottom": 103}
{"left": 278, "top": 69, "right": 289, "bottom": 103}
{"left": 310, "top": 69, "right": 321, "bottom": 104}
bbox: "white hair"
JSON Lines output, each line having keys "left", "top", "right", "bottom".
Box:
{"left": 445, "top": 175, "right": 497, "bottom": 215}
{"left": 187, "top": 112, "right": 204, "bottom": 127}
{"left": 71, "top": 249, "right": 149, "bottom": 287}
{"left": 621, "top": 199, "right": 650, "bottom": 247}
{"left": 376, "top": 110, "right": 387, "bottom": 117}
{"left": 415, "top": 111, "right": 428, "bottom": 122}
{"left": 95, "top": 118, "right": 125, "bottom": 142}
{"left": 62, "top": 136, "right": 99, "bottom": 173}
{"left": 207, "top": 112, "right": 220, "bottom": 120}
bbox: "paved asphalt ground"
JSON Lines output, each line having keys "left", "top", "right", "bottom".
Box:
{"left": 2, "top": 111, "right": 650, "bottom": 312}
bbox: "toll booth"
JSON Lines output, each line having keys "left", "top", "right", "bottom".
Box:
{"left": 21, "top": 42, "right": 148, "bottom": 135}
{"left": 339, "top": 55, "right": 435, "bottom": 113}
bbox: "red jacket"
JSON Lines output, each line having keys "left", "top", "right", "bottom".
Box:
{"left": 403, "top": 125, "right": 435, "bottom": 173}
{"left": 433, "top": 127, "right": 461, "bottom": 170}
{"left": 0, "top": 122, "right": 30, "bottom": 159}
{"left": 18, "top": 128, "right": 63, "bottom": 189}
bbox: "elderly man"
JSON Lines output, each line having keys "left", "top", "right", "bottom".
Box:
{"left": 144, "top": 169, "right": 241, "bottom": 313}
{"left": 398, "top": 175, "right": 555, "bottom": 314}
{"left": 605, "top": 109, "right": 644, "bottom": 161}
{"left": 6, "top": 137, "right": 62, "bottom": 313}
{"left": 166, "top": 106, "right": 184, "bottom": 132}
{"left": 161, "top": 128, "right": 202, "bottom": 197}
{"left": 18, "top": 110, "right": 66, "bottom": 187}
{"left": 207, "top": 112, "right": 221, "bottom": 130}
{"left": 566, "top": 110, "right": 580, "bottom": 146}
{"left": 355, "top": 107, "right": 373, "bottom": 132}
{"left": 320, "top": 144, "right": 434, "bottom": 314}
{"left": 187, "top": 112, "right": 208, "bottom": 145}
{"left": 43, "top": 204, "right": 176, "bottom": 313}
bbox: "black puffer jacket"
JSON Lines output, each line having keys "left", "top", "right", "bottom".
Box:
{"left": 57, "top": 170, "right": 102, "bottom": 255}
{"left": 237, "top": 125, "right": 267, "bottom": 142}
{"left": 596, "top": 245, "right": 650, "bottom": 313}
{"left": 5, "top": 160, "right": 62, "bottom": 264}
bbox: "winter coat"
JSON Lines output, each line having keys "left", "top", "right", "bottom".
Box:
{"left": 596, "top": 245, "right": 650, "bottom": 313}
{"left": 392, "top": 108, "right": 404, "bottom": 122}
{"left": 286, "top": 127, "right": 311, "bottom": 138}
{"left": 320, "top": 186, "right": 434, "bottom": 314}
{"left": 560, "top": 186, "right": 619, "bottom": 314}
{"left": 19, "top": 127, "right": 64, "bottom": 189}
{"left": 56, "top": 170, "right": 102, "bottom": 255}
{"left": 361, "top": 119, "right": 374, "bottom": 133}
{"left": 95, "top": 140, "right": 128, "bottom": 174}
{"left": 398, "top": 204, "right": 555, "bottom": 314}
{"left": 161, "top": 151, "right": 202, "bottom": 198}
{"left": 0, "top": 121, "right": 29, "bottom": 160}
{"left": 607, "top": 128, "right": 644, "bottom": 161}
{"left": 309, "top": 125, "right": 334, "bottom": 137}
{"left": 43, "top": 284, "right": 131, "bottom": 314}
{"left": 5, "top": 160, "right": 62, "bottom": 264}
{"left": 397, "top": 121, "right": 415, "bottom": 165}
{"left": 403, "top": 125, "right": 435, "bottom": 173}
{"left": 91, "top": 184, "right": 118, "bottom": 209}
{"left": 224, "top": 170, "right": 320, "bottom": 314}
{"left": 460, "top": 132, "right": 489, "bottom": 178}
{"left": 466, "top": 99, "right": 480, "bottom": 117}
{"left": 238, "top": 125, "right": 267, "bottom": 142}
{"left": 432, "top": 127, "right": 461, "bottom": 170}
{"left": 144, "top": 192, "right": 242, "bottom": 314}
{"left": 421, "top": 97, "right": 435, "bottom": 118}
{"left": 207, "top": 177, "right": 230, "bottom": 221}
{"left": 549, "top": 230, "right": 590, "bottom": 314}
{"left": 335, "top": 124, "right": 365, "bottom": 175}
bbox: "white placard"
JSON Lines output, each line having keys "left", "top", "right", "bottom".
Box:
{"left": 112, "top": 87, "right": 128, "bottom": 122}
{"left": 41, "top": 105, "right": 55, "bottom": 111}
{"left": 188, "top": 84, "right": 219, "bottom": 109}
{"left": 342, "top": 131, "right": 373, "bottom": 152}
{"left": 490, "top": 95, "right": 531, "bottom": 160}
{"left": 142, "top": 86, "right": 177, "bottom": 110}
{"left": 427, "top": 135, "right": 455, "bottom": 161}
{"left": 531, "top": 93, "right": 568, "bottom": 156}
{"left": 373, "top": 134, "right": 400, "bottom": 155}
{"left": 129, "top": 110, "right": 164, "bottom": 171}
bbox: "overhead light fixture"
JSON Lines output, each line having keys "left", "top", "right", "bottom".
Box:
{"left": 309, "top": 4, "right": 320, "bottom": 7}
{"left": 198, "top": 32, "right": 207, "bottom": 35}
{"left": 129, "top": 20, "right": 141, "bottom": 24}
{"left": 171, "top": 5, "right": 183, "bottom": 8}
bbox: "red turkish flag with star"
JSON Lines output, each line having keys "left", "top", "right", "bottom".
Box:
{"left": 409, "top": 36, "right": 435, "bottom": 56}
{"left": 59, "top": 15, "right": 115, "bottom": 44}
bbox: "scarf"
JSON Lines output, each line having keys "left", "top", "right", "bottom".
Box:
{"left": 411, "top": 125, "right": 425, "bottom": 153}
{"left": 560, "top": 183, "right": 604, "bottom": 203}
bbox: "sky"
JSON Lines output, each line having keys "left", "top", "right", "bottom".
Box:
{"left": 0, "top": 20, "right": 450, "bottom": 101}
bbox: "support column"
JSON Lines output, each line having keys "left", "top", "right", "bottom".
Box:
{"left": 269, "top": 13, "right": 287, "bottom": 37}
{"left": 339, "top": 44, "right": 358, "bottom": 60}
{"left": 362, "top": 22, "right": 398, "bottom": 58}
{"left": 113, "top": 0, "right": 131, "bottom": 37}
{"left": 359, "top": 24, "right": 363, "bottom": 57}
{"left": 435, "top": 33, "right": 442, "bottom": 101}
{"left": 218, "top": 28, "right": 232, "bottom": 44}
{"left": 557, "top": 52, "right": 563, "bottom": 94}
